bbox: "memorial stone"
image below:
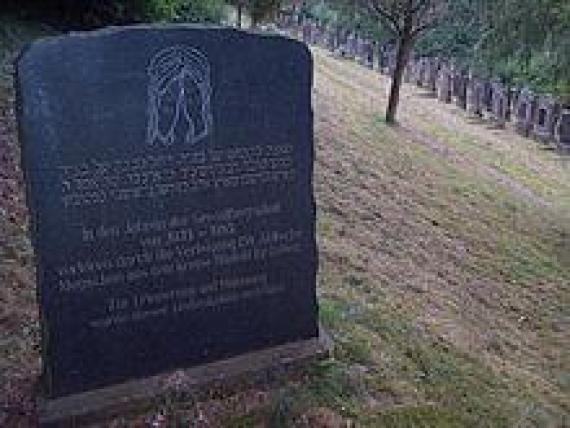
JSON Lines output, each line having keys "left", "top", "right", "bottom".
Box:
{"left": 17, "top": 26, "right": 320, "bottom": 400}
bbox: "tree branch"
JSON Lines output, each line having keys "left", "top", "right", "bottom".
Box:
{"left": 368, "top": 0, "right": 402, "bottom": 35}
{"left": 409, "top": 0, "right": 431, "bottom": 16}
{"left": 410, "top": 18, "right": 437, "bottom": 38}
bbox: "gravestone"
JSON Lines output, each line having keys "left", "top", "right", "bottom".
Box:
{"left": 278, "top": 10, "right": 296, "bottom": 30}
{"left": 420, "top": 58, "right": 430, "bottom": 87}
{"left": 455, "top": 74, "right": 468, "bottom": 110}
{"left": 422, "top": 58, "right": 437, "bottom": 93}
{"left": 310, "top": 22, "right": 321, "bottom": 46}
{"left": 333, "top": 29, "right": 345, "bottom": 56}
{"left": 509, "top": 88, "right": 520, "bottom": 122}
{"left": 428, "top": 58, "right": 438, "bottom": 93}
{"left": 376, "top": 44, "right": 385, "bottom": 72}
{"left": 414, "top": 58, "right": 424, "bottom": 87}
{"left": 514, "top": 88, "right": 536, "bottom": 136}
{"left": 348, "top": 32, "right": 358, "bottom": 59}
{"left": 466, "top": 75, "right": 483, "bottom": 116}
{"left": 386, "top": 49, "right": 397, "bottom": 76}
{"left": 555, "top": 109, "right": 570, "bottom": 149}
{"left": 532, "top": 96, "right": 559, "bottom": 143}
{"left": 491, "top": 81, "right": 509, "bottom": 127}
{"left": 436, "top": 63, "right": 452, "bottom": 103}
{"left": 378, "top": 47, "right": 388, "bottom": 74}
{"left": 326, "top": 27, "right": 337, "bottom": 52}
{"left": 336, "top": 30, "right": 349, "bottom": 58}
{"left": 365, "top": 40, "right": 374, "bottom": 69}
{"left": 357, "top": 38, "right": 372, "bottom": 68}
{"left": 355, "top": 35, "right": 364, "bottom": 65}
{"left": 482, "top": 79, "right": 493, "bottom": 119}
{"left": 451, "top": 67, "right": 467, "bottom": 109}
{"left": 16, "top": 25, "right": 323, "bottom": 410}
{"left": 403, "top": 59, "right": 414, "bottom": 83}
{"left": 302, "top": 21, "right": 311, "bottom": 44}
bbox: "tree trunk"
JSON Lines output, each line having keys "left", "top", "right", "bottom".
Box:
{"left": 237, "top": 4, "right": 243, "bottom": 28}
{"left": 386, "top": 35, "right": 412, "bottom": 124}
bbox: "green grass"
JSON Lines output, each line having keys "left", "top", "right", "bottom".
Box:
{"left": 363, "top": 405, "right": 467, "bottom": 428}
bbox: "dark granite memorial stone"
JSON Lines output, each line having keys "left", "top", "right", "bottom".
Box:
{"left": 16, "top": 26, "right": 319, "bottom": 399}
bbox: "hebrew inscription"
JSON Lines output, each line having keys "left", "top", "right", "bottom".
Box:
{"left": 59, "top": 144, "right": 296, "bottom": 207}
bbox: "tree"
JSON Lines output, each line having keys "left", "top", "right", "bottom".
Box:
{"left": 472, "top": 0, "right": 570, "bottom": 98}
{"left": 368, "top": 0, "right": 449, "bottom": 123}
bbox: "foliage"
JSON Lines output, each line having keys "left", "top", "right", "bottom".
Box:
{"left": 175, "top": 0, "right": 227, "bottom": 23}
{"left": 472, "top": 0, "right": 570, "bottom": 97}
{"left": 300, "top": 0, "right": 390, "bottom": 40}
{"left": 3, "top": 0, "right": 227, "bottom": 28}
{"left": 298, "top": 0, "right": 569, "bottom": 98}
{"left": 413, "top": 0, "right": 482, "bottom": 60}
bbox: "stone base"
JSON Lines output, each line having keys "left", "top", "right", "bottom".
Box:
{"left": 38, "top": 329, "right": 332, "bottom": 427}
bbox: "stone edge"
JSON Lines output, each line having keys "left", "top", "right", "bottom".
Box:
{"left": 37, "top": 327, "right": 332, "bottom": 425}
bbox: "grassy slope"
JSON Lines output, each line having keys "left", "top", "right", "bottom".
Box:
{"left": 1, "top": 20, "right": 569, "bottom": 426}
{"left": 307, "top": 48, "right": 569, "bottom": 427}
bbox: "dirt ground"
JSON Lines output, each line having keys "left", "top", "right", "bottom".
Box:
{"left": 1, "top": 26, "right": 569, "bottom": 426}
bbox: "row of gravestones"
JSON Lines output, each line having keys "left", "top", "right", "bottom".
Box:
{"left": 277, "top": 14, "right": 379, "bottom": 69}
{"left": 277, "top": 13, "right": 570, "bottom": 151}
{"left": 407, "top": 57, "right": 570, "bottom": 149}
